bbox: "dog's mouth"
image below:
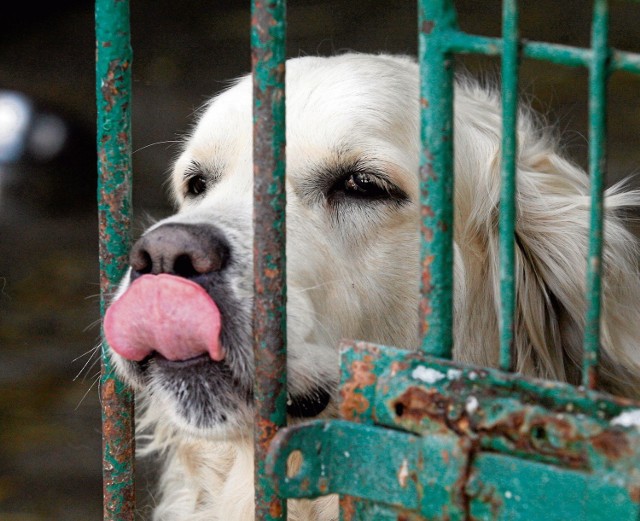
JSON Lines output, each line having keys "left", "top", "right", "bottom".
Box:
{"left": 105, "top": 271, "right": 333, "bottom": 429}
{"left": 104, "top": 273, "right": 225, "bottom": 364}
{"left": 139, "top": 351, "right": 214, "bottom": 371}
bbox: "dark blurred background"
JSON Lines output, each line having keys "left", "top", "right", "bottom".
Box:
{"left": 0, "top": 1, "right": 638, "bottom": 519}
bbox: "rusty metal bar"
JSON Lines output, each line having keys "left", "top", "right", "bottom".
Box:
{"left": 95, "top": 0, "right": 135, "bottom": 519}
{"left": 583, "top": 0, "right": 610, "bottom": 389}
{"left": 251, "top": 0, "right": 288, "bottom": 519}
{"left": 498, "top": 0, "right": 520, "bottom": 372}
{"left": 442, "top": 31, "right": 640, "bottom": 75}
{"left": 418, "top": 0, "right": 457, "bottom": 358}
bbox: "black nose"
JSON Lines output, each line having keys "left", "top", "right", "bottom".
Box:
{"left": 129, "top": 223, "right": 230, "bottom": 279}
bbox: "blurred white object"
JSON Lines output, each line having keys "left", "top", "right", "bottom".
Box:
{"left": 0, "top": 91, "right": 32, "bottom": 163}
{"left": 0, "top": 90, "right": 69, "bottom": 164}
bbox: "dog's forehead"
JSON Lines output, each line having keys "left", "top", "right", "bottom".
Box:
{"left": 177, "top": 55, "right": 420, "bottom": 196}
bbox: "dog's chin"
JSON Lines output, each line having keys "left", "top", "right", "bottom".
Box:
{"left": 114, "top": 353, "right": 255, "bottom": 440}
{"left": 160, "top": 395, "right": 254, "bottom": 440}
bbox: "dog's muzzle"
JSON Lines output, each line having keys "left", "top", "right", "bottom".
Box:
{"left": 105, "top": 223, "right": 231, "bottom": 364}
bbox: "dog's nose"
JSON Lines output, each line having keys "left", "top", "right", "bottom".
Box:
{"left": 129, "top": 223, "right": 230, "bottom": 278}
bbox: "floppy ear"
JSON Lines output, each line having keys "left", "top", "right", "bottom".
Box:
{"left": 452, "top": 82, "right": 640, "bottom": 398}
{"left": 512, "top": 148, "right": 640, "bottom": 398}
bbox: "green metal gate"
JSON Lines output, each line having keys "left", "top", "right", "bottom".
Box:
{"left": 96, "top": 1, "right": 640, "bottom": 520}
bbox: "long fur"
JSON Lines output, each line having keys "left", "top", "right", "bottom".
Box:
{"left": 107, "top": 54, "right": 640, "bottom": 520}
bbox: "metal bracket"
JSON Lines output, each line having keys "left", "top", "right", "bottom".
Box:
{"left": 267, "top": 341, "right": 640, "bottom": 519}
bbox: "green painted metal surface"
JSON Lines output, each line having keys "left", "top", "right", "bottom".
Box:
{"left": 266, "top": 1, "right": 640, "bottom": 519}
{"left": 418, "top": 0, "right": 457, "bottom": 358}
{"left": 95, "top": 0, "right": 135, "bottom": 519}
{"left": 268, "top": 342, "right": 640, "bottom": 519}
{"left": 583, "top": 0, "right": 609, "bottom": 389}
{"left": 251, "top": 0, "right": 288, "bottom": 519}
{"left": 498, "top": 0, "right": 519, "bottom": 372}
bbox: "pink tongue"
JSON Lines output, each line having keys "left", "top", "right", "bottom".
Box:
{"left": 104, "top": 274, "right": 223, "bottom": 362}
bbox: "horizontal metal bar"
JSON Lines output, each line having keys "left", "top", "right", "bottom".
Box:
{"left": 613, "top": 49, "right": 640, "bottom": 74}
{"left": 268, "top": 419, "right": 640, "bottom": 519}
{"left": 441, "top": 29, "right": 640, "bottom": 74}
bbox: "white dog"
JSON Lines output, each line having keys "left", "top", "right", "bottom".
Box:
{"left": 103, "top": 53, "right": 640, "bottom": 520}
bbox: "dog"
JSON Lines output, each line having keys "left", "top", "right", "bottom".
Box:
{"left": 103, "top": 53, "right": 640, "bottom": 520}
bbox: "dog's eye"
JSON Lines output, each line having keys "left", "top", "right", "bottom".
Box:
{"left": 344, "top": 173, "right": 387, "bottom": 197}
{"left": 332, "top": 171, "right": 402, "bottom": 202}
{"left": 186, "top": 174, "right": 207, "bottom": 196}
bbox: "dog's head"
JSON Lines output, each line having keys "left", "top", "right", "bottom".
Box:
{"left": 104, "top": 53, "right": 640, "bottom": 439}
{"left": 104, "top": 54, "right": 424, "bottom": 437}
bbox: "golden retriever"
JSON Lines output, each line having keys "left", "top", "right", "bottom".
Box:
{"left": 103, "top": 53, "right": 640, "bottom": 520}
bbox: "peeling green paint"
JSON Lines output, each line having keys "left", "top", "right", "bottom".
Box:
{"left": 418, "top": 0, "right": 457, "bottom": 358}
{"left": 251, "top": 0, "right": 288, "bottom": 520}
{"left": 96, "top": 0, "right": 135, "bottom": 519}
{"left": 268, "top": 342, "right": 640, "bottom": 519}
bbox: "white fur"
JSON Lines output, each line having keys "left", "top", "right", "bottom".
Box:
{"left": 108, "top": 53, "right": 640, "bottom": 520}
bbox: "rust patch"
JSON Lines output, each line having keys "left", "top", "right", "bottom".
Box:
{"left": 340, "top": 495, "right": 356, "bottom": 521}
{"left": 393, "top": 386, "right": 450, "bottom": 430}
{"left": 421, "top": 20, "right": 435, "bottom": 34}
{"left": 476, "top": 482, "right": 503, "bottom": 519}
{"left": 268, "top": 498, "right": 283, "bottom": 518}
{"left": 390, "top": 361, "right": 409, "bottom": 377}
{"left": 101, "top": 59, "right": 131, "bottom": 113}
{"left": 340, "top": 357, "right": 377, "bottom": 420}
{"left": 591, "top": 429, "right": 632, "bottom": 460}
{"left": 630, "top": 485, "right": 640, "bottom": 503}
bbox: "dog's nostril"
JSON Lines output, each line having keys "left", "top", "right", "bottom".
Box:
{"left": 130, "top": 248, "right": 153, "bottom": 275}
{"left": 173, "top": 254, "right": 200, "bottom": 278}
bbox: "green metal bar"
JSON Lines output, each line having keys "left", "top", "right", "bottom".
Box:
{"left": 444, "top": 31, "right": 640, "bottom": 74}
{"left": 95, "top": 0, "right": 135, "bottom": 519}
{"left": 444, "top": 31, "right": 502, "bottom": 56}
{"left": 612, "top": 49, "right": 640, "bottom": 74}
{"left": 251, "top": 0, "right": 287, "bottom": 520}
{"left": 418, "top": 0, "right": 457, "bottom": 358}
{"left": 524, "top": 40, "right": 592, "bottom": 68}
{"left": 583, "top": 0, "right": 610, "bottom": 389}
{"left": 498, "top": 0, "right": 520, "bottom": 371}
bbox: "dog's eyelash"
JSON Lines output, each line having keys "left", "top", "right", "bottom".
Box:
{"left": 328, "top": 170, "right": 406, "bottom": 203}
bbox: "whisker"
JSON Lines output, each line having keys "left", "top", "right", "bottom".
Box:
{"left": 75, "top": 371, "right": 102, "bottom": 410}
{"left": 133, "top": 140, "right": 182, "bottom": 155}
{"left": 73, "top": 345, "right": 101, "bottom": 381}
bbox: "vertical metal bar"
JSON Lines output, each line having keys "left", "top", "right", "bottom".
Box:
{"left": 95, "top": 0, "right": 135, "bottom": 519}
{"left": 418, "top": 0, "right": 457, "bottom": 359}
{"left": 251, "top": 1, "right": 287, "bottom": 520}
{"left": 583, "top": 0, "right": 609, "bottom": 389}
{"left": 498, "top": 0, "right": 520, "bottom": 372}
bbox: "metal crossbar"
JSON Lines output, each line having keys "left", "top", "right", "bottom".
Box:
{"left": 96, "top": 1, "right": 640, "bottom": 519}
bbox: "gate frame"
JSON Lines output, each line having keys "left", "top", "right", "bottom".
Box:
{"left": 95, "top": 1, "right": 640, "bottom": 520}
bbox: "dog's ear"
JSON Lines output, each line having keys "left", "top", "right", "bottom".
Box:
{"left": 452, "top": 84, "right": 640, "bottom": 398}
{"left": 509, "top": 145, "right": 640, "bottom": 398}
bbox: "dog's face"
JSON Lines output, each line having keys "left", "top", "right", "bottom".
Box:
{"left": 104, "top": 52, "right": 640, "bottom": 441}
{"left": 105, "top": 55, "right": 423, "bottom": 437}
